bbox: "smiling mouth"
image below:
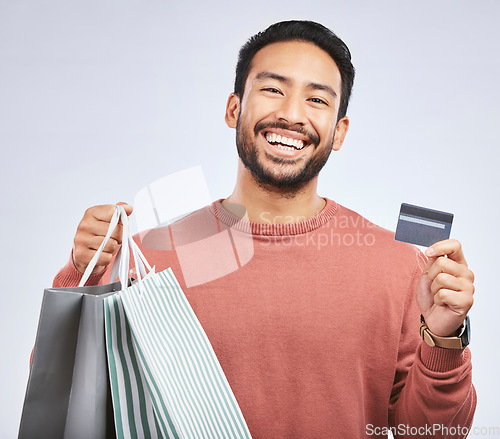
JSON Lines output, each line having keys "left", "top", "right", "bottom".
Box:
{"left": 265, "top": 132, "right": 307, "bottom": 151}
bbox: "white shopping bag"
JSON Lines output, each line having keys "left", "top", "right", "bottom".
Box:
{"left": 80, "top": 206, "right": 252, "bottom": 439}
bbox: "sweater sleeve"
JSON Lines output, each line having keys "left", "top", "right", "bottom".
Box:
{"left": 388, "top": 251, "right": 476, "bottom": 439}
{"left": 52, "top": 250, "right": 111, "bottom": 288}
{"left": 52, "top": 233, "right": 150, "bottom": 288}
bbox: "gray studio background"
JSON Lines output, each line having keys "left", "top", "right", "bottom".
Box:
{"left": 1, "top": 1, "right": 499, "bottom": 437}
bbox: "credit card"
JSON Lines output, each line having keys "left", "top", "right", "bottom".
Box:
{"left": 394, "top": 203, "right": 453, "bottom": 247}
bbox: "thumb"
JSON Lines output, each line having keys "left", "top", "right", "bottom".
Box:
{"left": 422, "top": 255, "right": 436, "bottom": 276}
{"left": 116, "top": 201, "right": 133, "bottom": 216}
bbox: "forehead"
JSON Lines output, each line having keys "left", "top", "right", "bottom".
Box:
{"left": 246, "top": 40, "right": 342, "bottom": 91}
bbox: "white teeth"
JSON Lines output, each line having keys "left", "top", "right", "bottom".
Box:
{"left": 275, "top": 143, "right": 295, "bottom": 151}
{"left": 265, "top": 132, "right": 306, "bottom": 151}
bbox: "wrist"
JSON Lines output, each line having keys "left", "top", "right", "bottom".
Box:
{"left": 419, "top": 315, "right": 470, "bottom": 349}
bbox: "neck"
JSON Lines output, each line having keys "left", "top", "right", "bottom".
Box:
{"left": 223, "top": 161, "right": 326, "bottom": 224}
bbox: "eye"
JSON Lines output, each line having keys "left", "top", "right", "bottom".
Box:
{"left": 262, "top": 87, "right": 282, "bottom": 95}
{"left": 309, "top": 97, "right": 328, "bottom": 106}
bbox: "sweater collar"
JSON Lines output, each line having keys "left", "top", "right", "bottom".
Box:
{"left": 209, "top": 198, "right": 338, "bottom": 236}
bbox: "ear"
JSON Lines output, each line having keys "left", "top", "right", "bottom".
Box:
{"left": 225, "top": 93, "right": 240, "bottom": 128}
{"left": 332, "top": 116, "right": 349, "bottom": 151}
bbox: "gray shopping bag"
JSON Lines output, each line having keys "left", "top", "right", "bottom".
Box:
{"left": 18, "top": 281, "right": 125, "bottom": 439}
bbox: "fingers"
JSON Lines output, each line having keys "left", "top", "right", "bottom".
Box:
{"left": 430, "top": 272, "right": 475, "bottom": 297}
{"left": 421, "top": 239, "right": 475, "bottom": 321}
{"left": 425, "top": 239, "right": 467, "bottom": 266}
{"left": 86, "top": 235, "right": 121, "bottom": 253}
{"left": 433, "top": 288, "right": 474, "bottom": 310}
{"left": 426, "top": 254, "right": 475, "bottom": 283}
{"left": 73, "top": 238, "right": 119, "bottom": 273}
{"left": 73, "top": 203, "right": 132, "bottom": 274}
{"left": 117, "top": 201, "right": 134, "bottom": 216}
{"left": 79, "top": 209, "right": 123, "bottom": 244}
{"left": 87, "top": 204, "right": 120, "bottom": 222}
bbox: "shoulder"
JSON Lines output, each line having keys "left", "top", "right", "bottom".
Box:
{"left": 330, "top": 201, "right": 427, "bottom": 274}
{"left": 135, "top": 203, "right": 216, "bottom": 251}
{"left": 130, "top": 203, "right": 221, "bottom": 284}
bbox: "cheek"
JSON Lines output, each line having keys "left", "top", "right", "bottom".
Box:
{"left": 238, "top": 102, "right": 256, "bottom": 127}
{"left": 314, "top": 118, "right": 336, "bottom": 142}
{"left": 246, "top": 95, "right": 279, "bottom": 120}
{"left": 329, "top": 124, "right": 338, "bottom": 140}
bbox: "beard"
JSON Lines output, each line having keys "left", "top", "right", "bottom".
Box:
{"left": 235, "top": 118, "right": 334, "bottom": 194}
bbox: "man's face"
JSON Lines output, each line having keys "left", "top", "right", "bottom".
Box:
{"left": 226, "top": 40, "right": 348, "bottom": 192}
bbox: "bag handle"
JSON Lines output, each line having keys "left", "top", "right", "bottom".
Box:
{"left": 79, "top": 205, "right": 152, "bottom": 288}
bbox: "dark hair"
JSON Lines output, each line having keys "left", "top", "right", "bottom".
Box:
{"left": 234, "top": 20, "right": 355, "bottom": 121}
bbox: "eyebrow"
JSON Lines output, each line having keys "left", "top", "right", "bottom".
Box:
{"left": 306, "top": 81, "right": 337, "bottom": 99}
{"left": 255, "top": 71, "right": 291, "bottom": 84}
{"left": 255, "top": 71, "right": 338, "bottom": 99}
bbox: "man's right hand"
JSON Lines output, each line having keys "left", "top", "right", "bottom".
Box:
{"left": 73, "top": 202, "right": 133, "bottom": 274}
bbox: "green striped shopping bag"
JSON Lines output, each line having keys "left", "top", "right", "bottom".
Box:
{"left": 97, "top": 205, "right": 251, "bottom": 439}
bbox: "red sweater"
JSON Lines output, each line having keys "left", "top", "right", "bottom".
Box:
{"left": 54, "top": 199, "right": 476, "bottom": 438}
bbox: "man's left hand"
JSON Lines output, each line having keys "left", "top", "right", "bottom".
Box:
{"left": 416, "top": 239, "right": 475, "bottom": 337}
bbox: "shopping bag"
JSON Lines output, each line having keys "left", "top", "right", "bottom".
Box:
{"left": 105, "top": 292, "right": 164, "bottom": 438}
{"left": 18, "top": 203, "right": 135, "bottom": 439}
{"left": 103, "top": 205, "right": 252, "bottom": 439}
{"left": 18, "top": 280, "right": 122, "bottom": 439}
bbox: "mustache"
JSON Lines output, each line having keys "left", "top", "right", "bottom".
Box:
{"left": 254, "top": 121, "right": 320, "bottom": 147}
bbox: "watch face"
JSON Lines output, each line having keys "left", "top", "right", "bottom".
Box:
{"left": 461, "top": 315, "right": 471, "bottom": 347}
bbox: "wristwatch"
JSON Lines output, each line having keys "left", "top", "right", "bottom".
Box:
{"left": 419, "top": 315, "right": 470, "bottom": 349}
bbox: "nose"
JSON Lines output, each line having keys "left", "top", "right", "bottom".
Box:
{"left": 275, "top": 94, "right": 307, "bottom": 126}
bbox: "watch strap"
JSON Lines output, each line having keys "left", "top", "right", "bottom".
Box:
{"left": 419, "top": 316, "right": 466, "bottom": 349}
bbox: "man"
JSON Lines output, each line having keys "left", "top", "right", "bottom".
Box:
{"left": 54, "top": 21, "right": 476, "bottom": 438}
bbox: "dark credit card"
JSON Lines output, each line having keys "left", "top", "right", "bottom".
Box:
{"left": 394, "top": 203, "right": 453, "bottom": 247}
